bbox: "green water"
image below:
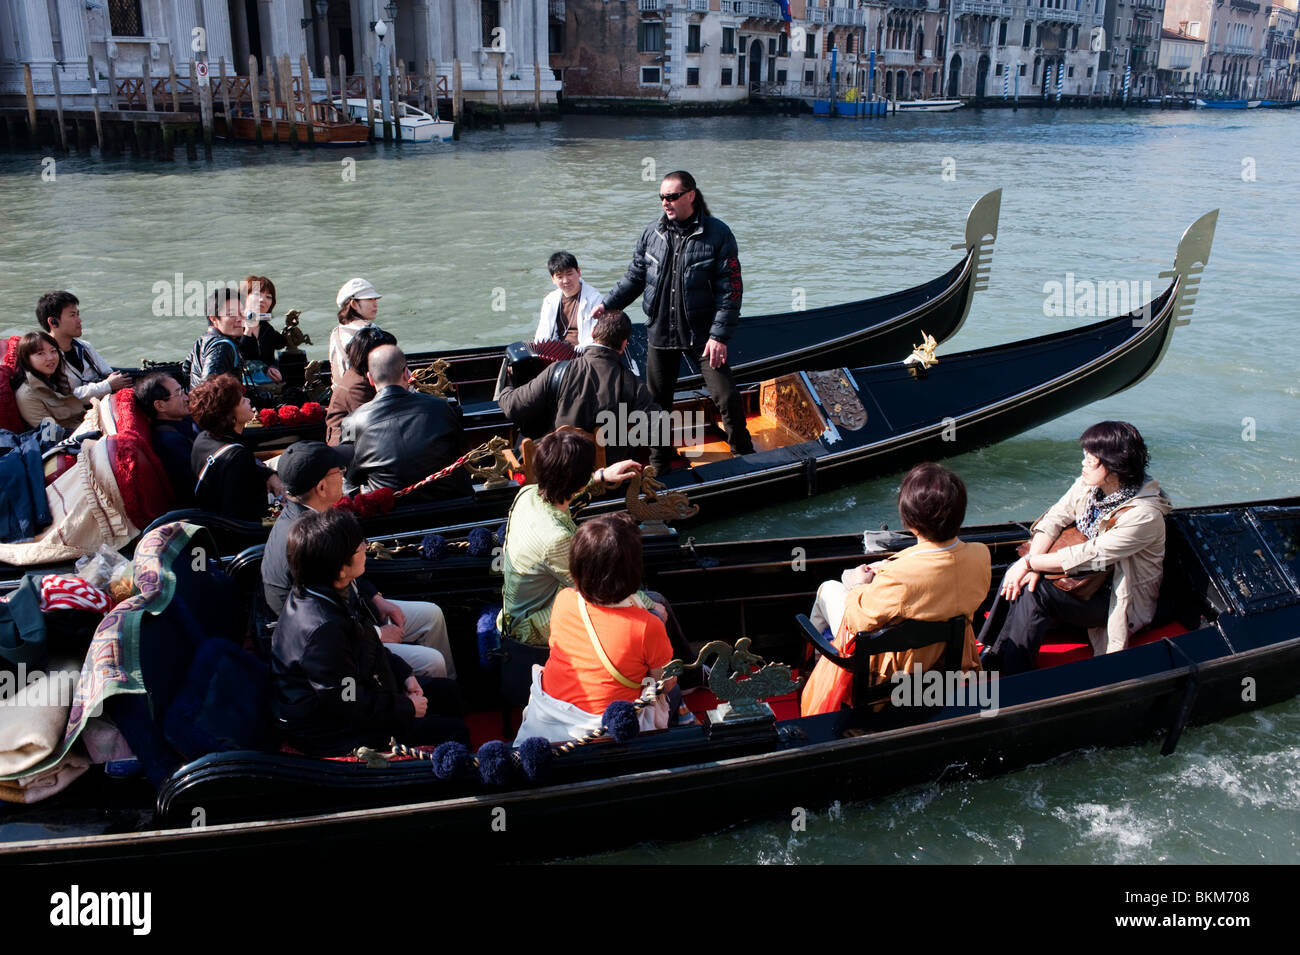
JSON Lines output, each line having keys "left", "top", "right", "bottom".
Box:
{"left": 1, "top": 108, "right": 1297, "bottom": 863}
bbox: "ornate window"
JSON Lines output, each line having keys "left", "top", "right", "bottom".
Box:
{"left": 109, "top": 0, "right": 144, "bottom": 37}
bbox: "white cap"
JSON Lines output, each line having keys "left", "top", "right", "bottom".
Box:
{"left": 336, "top": 277, "right": 381, "bottom": 308}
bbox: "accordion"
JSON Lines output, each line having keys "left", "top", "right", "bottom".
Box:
{"left": 504, "top": 339, "right": 579, "bottom": 387}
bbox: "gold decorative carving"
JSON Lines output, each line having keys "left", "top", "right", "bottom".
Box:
{"left": 806, "top": 370, "right": 867, "bottom": 431}
{"left": 626, "top": 465, "right": 698, "bottom": 531}
{"left": 281, "top": 308, "right": 312, "bottom": 354}
{"left": 759, "top": 374, "right": 826, "bottom": 441}
{"left": 465, "top": 435, "right": 515, "bottom": 489}
{"left": 410, "top": 359, "right": 456, "bottom": 398}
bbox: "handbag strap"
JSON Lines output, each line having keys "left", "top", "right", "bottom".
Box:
{"left": 577, "top": 593, "right": 641, "bottom": 690}
{"left": 194, "top": 442, "right": 239, "bottom": 494}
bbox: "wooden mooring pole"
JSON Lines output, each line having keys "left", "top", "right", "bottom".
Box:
{"left": 88, "top": 55, "right": 105, "bottom": 152}
{"left": 266, "top": 55, "right": 280, "bottom": 143}
{"left": 51, "top": 65, "right": 68, "bottom": 152}
{"left": 143, "top": 58, "right": 155, "bottom": 112}
{"left": 168, "top": 56, "right": 180, "bottom": 113}
{"left": 301, "top": 54, "right": 315, "bottom": 146}
{"left": 452, "top": 58, "right": 462, "bottom": 135}
{"left": 534, "top": 62, "right": 541, "bottom": 126}
{"left": 23, "top": 64, "right": 37, "bottom": 141}
{"left": 249, "top": 56, "right": 263, "bottom": 144}
{"left": 364, "top": 54, "right": 375, "bottom": 141}
{"left": 496, "top": 62, "right": 505, "bottom": 130}
{"left": 218, "top": 57, "right": 232, "bottom": 136}
{"left": 281, "top": 54, "right": 297, "bottom": 147}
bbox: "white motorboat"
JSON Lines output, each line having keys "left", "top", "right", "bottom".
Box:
{"left": 891, "top": 99, "right": 964, "bottom": 113}
{"left": 333, "top": 98, "right": 454, "bottom": 142}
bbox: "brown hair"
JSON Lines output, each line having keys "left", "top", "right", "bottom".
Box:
{"left": 897, "top": 462, "right": 967, "bottom": 542}
{"left": 592, "top": 310, "right": 632, "bottom": 349}
{"left": 569, "top": 513, "right": 643, "bottom": 606}
{"left": 188, "top": 373, "right": 246, "bottom": 434}
{"left": 15, "top": 331, "right": 71, "bottom": 395}
{"left": 533, "top": 427, "right": 597, "bottom": 506}
{"left": 241, "top": 275, "right": 277, "bottom": 311}
{"left": 1080, "top": 421, "right": 1149, "bottom": 489}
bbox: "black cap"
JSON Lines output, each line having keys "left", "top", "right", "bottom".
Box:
{"left": 278, "top": 441, "right": 353, "bottom": 496}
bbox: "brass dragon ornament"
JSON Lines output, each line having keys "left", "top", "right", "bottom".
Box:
{"left": 663, "top": 638, "right": 802, "bottom": 722}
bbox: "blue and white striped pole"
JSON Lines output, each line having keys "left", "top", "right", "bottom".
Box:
{"left": 1003, "top": 68, "right": 1009, "bottom": 100}
{"left": 1123, "top": 64, "right": 1131, "bottom": 104}
{"left": 1056, "top": 63, "right": 1063, "bottom": 100}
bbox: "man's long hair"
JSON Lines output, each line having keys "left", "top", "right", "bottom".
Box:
{"left": 664, "top": 170, "right": 711, "bottom": 218}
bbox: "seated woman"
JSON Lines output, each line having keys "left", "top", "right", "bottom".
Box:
{"left": 330, "top": 278, "right": 383, "bottom": 382}
{"left": 981, "top": 421, "right": 1170, "bottom": 675}
{"left": 134, "top": 372, "right": 199, "bottom": 505}
{"left": 237, "top": 275, "right": 286, "bottom": 380}
{"left": 497, "top": 427, "right": 649, "bottom": 647}
{"left": 802, "top": 462, "right": 992, "bottom": 716}
{"left": 515, "top": 514, "right": 684, "bottom": 743}
{"left": 188, "top": 373, "right": 284, "bottom": 521}
{"left": 273, "top": 507, "right": 468, "bottom": 756}
{"left": 325, "top": 325, "right": 397, "bottom": 446}
{"left": 13, "top": 331, "right": 85, "bottom": 431}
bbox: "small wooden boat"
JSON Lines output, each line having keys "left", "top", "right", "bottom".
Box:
{"left": 3, "top": 487, "right": 1296, "bottom": 863}
{"left": 227, "top": 99, "right": 370, "bottom": 145}
{"left": 131, "top": 189, "right": 1004, "bottom": 444}
{"left": 1195, "top": 98, "right": 1261, "bottom": 110}
{"left": 333, "top": 97, "right": 455, "bottom": 142}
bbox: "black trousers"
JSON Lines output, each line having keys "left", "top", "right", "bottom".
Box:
{"left": 983, "top": 581, "right": 1112, "bottom": 676}
{"left": 407, "top": 676, "right": 471, "bottom": 747}
{"left": 646, "top": 345, "right": 754, "bottom": 468}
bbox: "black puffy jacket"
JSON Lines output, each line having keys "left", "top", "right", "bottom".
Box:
{"left": 603, "top": 214, "right": 743, "bottom": 348}
{"left": 182, "top": 328, "right": 245, "bottom": 390}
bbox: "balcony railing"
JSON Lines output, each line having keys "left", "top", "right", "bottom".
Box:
{"left": 808, "top": 5, "right": 828, "bottom": 21}
{"left": 686, "top": 0, "right": 710, "bottom": 11}
{"left": 828, "top": 4, "right": 868, "bottom": 25}
{"left": 639, "top": 0, "right": 665, "bottom": 10}
{"left": 720, "top": 0, "right": 785, "bottom": 17}
{"left": 954, "top": 0, "right": 1007, "bottom": 15}
{"left": 548, "top": 0, "right": 565, "bottom": 17}
{"left": 1230, "top": 0, "right": 1261, "bottom": 12}
{"left": 884, "top": 48, "right": 917, "bottom": 64}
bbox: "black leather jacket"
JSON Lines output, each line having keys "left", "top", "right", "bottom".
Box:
{"left": 272, "top": 584, "right": 414, "bottom": 756}
{"left": 182, "top": 328, "right": 245, "bottom": 390}
{"left": 340, "top": 385, "right": 472, "bottom": 499}
{"left": 603, "top": 213, "right": 743, "bottom": 349}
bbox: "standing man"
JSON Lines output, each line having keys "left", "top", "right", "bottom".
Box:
{"left": 35, "top": 291, "right": 132, "bottom": 402}
{"left": 594, "top": 170, "right": 754, "bottom": 472}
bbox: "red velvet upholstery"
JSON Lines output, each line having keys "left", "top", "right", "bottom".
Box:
{"left": 0, "top": 335, "right": 23, "bottom": 434}
{"left": 107, "top": 388, "right": 175, "bottom": 528}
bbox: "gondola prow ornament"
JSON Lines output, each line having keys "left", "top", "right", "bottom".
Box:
{"left": 663, "top": 638, "right": 802, "bottom": 726}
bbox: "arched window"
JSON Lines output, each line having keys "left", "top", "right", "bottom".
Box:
{"left": 917, "top": 26, "right": 925, "bottom": 59}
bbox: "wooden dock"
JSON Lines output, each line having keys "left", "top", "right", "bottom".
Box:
{"left": 0, "top": 54, "right": 461, "bottom": 160}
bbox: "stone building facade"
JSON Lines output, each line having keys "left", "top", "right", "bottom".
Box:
{"left": 0, "top": 0, "right": 559, "bottom": 105}
{"left": 1163, "top": 0, "right": 1270, "bottom": 95}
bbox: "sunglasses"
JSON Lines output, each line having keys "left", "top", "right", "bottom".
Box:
{"left": 658, "top": 189, "right": 692, "bottom": 202}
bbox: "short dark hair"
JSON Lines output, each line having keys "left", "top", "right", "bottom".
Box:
{"left": 547, "top": 251, "right": 580, "bottom": 275}
{"left": 570, "top": 513, "right": 643, "bottom": 605}
{"left": 345, "top": 326, "right": 398, "bottom": 378}
{"left": 533, "top": 427, "right": 596, "bottom": 506}
{"left": 36, "top": 291, "right": 78, "bottom": 332}
{"left": 188, "top": 373, "right": 245, "bottom": 433}
{"left": 1080, "top": 421, "right": 1150, "bottom": 488}
{"left": 133, "top": 372, "right": 177, "bottom": 421}
{"left": 207, "top": 285, "right": 239, "bottom": 323}
{"left": 592, "top": 310, "right": 631, "bottom": 349}
{"left": 288, "top": 507, "right": 365, "bottom": 594}
{"left": 240, "top": 275, "right": 277, "bottom": 311}
{"left": 366, "top": 344, "right": 406, "bottom": 386}
{"left": 897, "top": 462, "right": 967, "bottom": 542}
{"left": 15, "top": 331, "right": 71, "bottom": 394}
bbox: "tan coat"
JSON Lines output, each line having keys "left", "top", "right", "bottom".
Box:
{"left": 840, "top": 539, "right": 992, "bottom": 685}
{"left": 15, "top": 378, "right": 86, "bottom": 431}
{"left": 1033, "top": 476, "right": 1171, "bottom": 656}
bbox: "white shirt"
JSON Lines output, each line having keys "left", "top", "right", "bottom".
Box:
{"left": 534, "top": 280, "right": 603, "bottom": 350}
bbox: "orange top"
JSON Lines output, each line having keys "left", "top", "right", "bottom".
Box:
{"left": 541, "top": 588, "right": 673, "bottom": 715}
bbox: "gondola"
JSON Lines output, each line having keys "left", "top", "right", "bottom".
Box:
{"left": 2, "top": 490, "right": 1297, "bottom": 864}
{"left": 126, "top": 208, "right": 1217, "bottom": 562}
{"left": 134, "top": 188, "right": 1002, "bottom": 448}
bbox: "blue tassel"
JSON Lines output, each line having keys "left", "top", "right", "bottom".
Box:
{"left": 432, "top": 741, "right": 470, "bottom": 779}
{"left": 467, "top": 526, "right": 495, "bottom": 558}
{"left": 476, "top": 740, "right": 511, "bottom": 785}
{"left": 602, "top": 699, "right": 640, "bottom": 742}
{"left": 419, "top": 533, "right": 447, "bottom": 561}
{"left": 477, "top": 608, "right": 501, "bottom": 669}
{"left": 517, "top": 737, "right": 553, "bottom": 783}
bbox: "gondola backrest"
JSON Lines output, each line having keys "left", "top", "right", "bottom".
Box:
{"left": 797, "top": 613, "right": 967, "bottom": 710}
